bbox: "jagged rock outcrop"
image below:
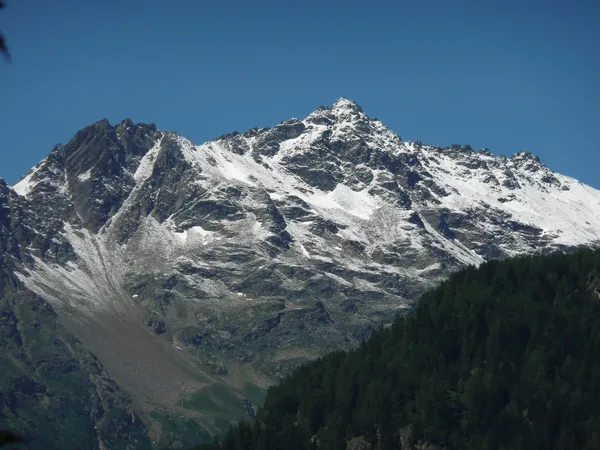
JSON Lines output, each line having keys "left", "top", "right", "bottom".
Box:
{"left": 2, "top": 98, "right": 600, "bottom": 444}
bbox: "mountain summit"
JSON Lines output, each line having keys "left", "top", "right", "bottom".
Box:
{"left": 3, "top": 99, "right": 600, "bottom": 444}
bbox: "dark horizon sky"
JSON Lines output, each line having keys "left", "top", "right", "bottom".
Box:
{"left": 1, "top": 0, "right": 599, "bottom": 188}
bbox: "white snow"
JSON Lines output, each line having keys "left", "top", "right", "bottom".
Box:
{"left": 12, "top": 98, "right": 600, "bottom": 318}
{"left": 306, "top": 184, "right": 381, "bottom": 220}
{"left": 299, "top": 243, "right": 310, "bottom": 258}
{"left": 12, "top": 162, "right": 44, "bottom": 197}
{"left": 421, "top": 148, "right": 600, "bottom": 247}
{"left": 134, "top": 137, "right": 163, "bottom": 184}
{"left": 275, "top": 124, "right": 329, "bottom": 162}
{"left": 173, "top": 225, "right": 214, "bottom": 246}
{"left": 13, "top": 155, "right": 69, "bottom": 198}
{"left": 15, "top": 222, "right": 130, "bottom": 312}
{"left": 77, "top": 169, "right": 92, "bottom": 182}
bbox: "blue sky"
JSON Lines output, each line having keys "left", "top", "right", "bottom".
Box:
{"left": 1, "top": 0, "right": 598, "bottom": 187}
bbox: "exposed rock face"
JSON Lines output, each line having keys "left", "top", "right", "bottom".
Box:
{"left": 0, "top": 178, "right": 151, "bottom": 450}
{"left": 398, "top": 425, "right": 446, "bottom": 450}
{"left": 346, "top": 435, "right": 372, "bottom": 449}
{"left": 2, "top": 98, "right": 600, "bottom": 443}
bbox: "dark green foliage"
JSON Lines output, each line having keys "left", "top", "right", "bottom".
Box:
{"left": 97, "top": 407, "right": 152, "bottom": 450}
{"left": 196, "top": 248, "right": 600, "bottom": 449}
{"left": 0, "top": 429, "right": 26, "bottom": 447}
{"left": 0, "top": 291, "right": 153, "bottom": 450}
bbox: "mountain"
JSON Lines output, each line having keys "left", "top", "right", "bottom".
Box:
{"left": 2, "top": 98, "right": 600, "bottom": 446}
{"left": 0, "top": 179, "right": 152, "bottom": 449}
{"left": 195, "top": 248, "right": 600, "bottom": 450}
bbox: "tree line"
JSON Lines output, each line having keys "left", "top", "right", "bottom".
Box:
{"left": 194, "top": 247, "right": 600, "bottom": 449}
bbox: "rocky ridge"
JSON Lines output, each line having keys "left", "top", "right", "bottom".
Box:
{"left": 2, "top": 98, "right": 600, "bottom": 445}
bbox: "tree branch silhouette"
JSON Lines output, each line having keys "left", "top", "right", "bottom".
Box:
{"left": 0, "top": 1, "right": 10, "bottom": 62}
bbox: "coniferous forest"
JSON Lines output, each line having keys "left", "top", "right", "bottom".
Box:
{"left": 195, "top": 248, "right": 600, "bottom": 450}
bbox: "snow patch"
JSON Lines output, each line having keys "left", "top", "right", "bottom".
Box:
{"left": 299, "top": 243, "right": 310, "bottom": 258}
{"left": 306, "top": 184, "right": 381, "bottom": 220}
{"left": 12, "top": 162, "right": 44, "bottom": 197}
{"left": 173, "top": 226, "right": 214, "bottom": 246}
{"left": 15, "top": 222, "right": 130, "bottom": 312}
{"left": 134, "top": 137, "right": 163, "bottom": 184}
{"left": 77, "top": 169, "right": 92, "bottom": 182}
{"left": 422, "top": 149, "right": 600, "bottom": 247}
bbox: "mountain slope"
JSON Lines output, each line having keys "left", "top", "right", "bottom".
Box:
{"left": 197, "top": 247, "right": 600, "bottom": 450}
{"left": 2, "top": 98, "right": 600, "bottom": 444}
{"left": 0, "top": 178, "right": 152, "bottom": 449}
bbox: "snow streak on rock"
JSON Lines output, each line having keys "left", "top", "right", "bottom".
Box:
{"left": 10, "top": 98, "right": 600, "bottom": 318}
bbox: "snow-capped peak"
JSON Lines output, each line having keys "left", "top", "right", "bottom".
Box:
{"left": 510, "top": 151, "right": 542, "bottom": 164}
{"left": 6, "top": 99, "right": 600, "bottom": 443}
{"left": 9, "top": 98, "right": 600, "bottom": 316}
{"left": 332, "top": 97, "right": 363, "bottom": 111}
{"left": 304, "top": 97, "right": 367, "bottom": 125}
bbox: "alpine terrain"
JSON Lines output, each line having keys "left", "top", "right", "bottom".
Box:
{"left": 197, "top": 248, "right": 600, "bottom": 450}
{"left": 2, "top": 98, "right": 600, "bottom": 448}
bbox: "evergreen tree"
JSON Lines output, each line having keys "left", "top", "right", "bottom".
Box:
{"left": 193, "top": 248, "right": 600, "bottom": 450}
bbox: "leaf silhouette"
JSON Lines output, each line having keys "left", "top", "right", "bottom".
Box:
{"left": 0, "top": 429, "right": 27, "bottom": 447}
{"left": 0, "top": 1, "right": 9, "bottom": 62}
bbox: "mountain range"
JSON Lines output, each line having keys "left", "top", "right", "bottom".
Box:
{"left": 1, "top": 98, "right": 599, "bottom": 448}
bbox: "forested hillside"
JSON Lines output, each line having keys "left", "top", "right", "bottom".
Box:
{"left": 196, "top": 248, "right": 600, "bottom": 450}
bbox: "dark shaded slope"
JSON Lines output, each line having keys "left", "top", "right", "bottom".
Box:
{"left": 197, "top": 248, "right": 600, "bottom": 450}
{"left": 0, "top": 179, "right": 152, "bottom": 450}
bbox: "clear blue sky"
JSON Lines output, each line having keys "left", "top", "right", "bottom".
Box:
{"left": 1, "top": 0, "right": 598, "bottom": 187}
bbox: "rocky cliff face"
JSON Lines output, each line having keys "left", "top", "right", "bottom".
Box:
{"left": 2, "top": 98, "right": 600, "bottom": 445}
{"left": 0, "top": 178, "right": 151, "bottom": 450}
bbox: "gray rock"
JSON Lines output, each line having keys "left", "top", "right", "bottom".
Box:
{"left": 3, "top": 99, "right": 600, "bottom": 445}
